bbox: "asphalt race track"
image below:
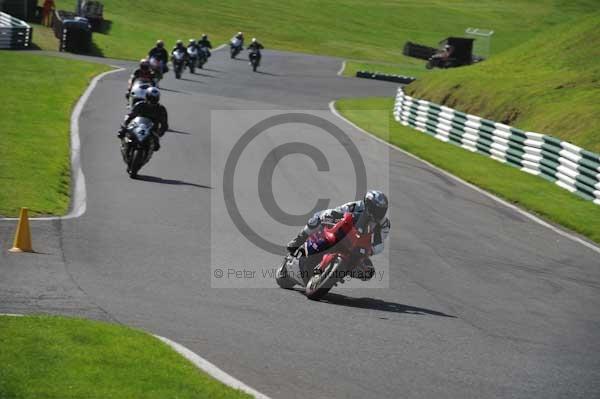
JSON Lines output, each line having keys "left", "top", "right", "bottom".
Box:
{"left": 1, "top": 48, "right": 600, "bottom": 399}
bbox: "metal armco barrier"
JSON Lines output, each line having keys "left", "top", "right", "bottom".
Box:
{"left": 0, "top": 12, "right": 32, "bottom": 49}
{"left": 393, "top": 88, "right": 600, "bottom": 205}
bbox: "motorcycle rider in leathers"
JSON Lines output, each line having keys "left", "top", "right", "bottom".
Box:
{"left": 126, "top": 59, "right": 155, "bottom": 97}
{"left": 148, "top": 40, "right": 169, "bottom": 73}
{"left": 286, "top": 190, "right": 390, "bottom": 281}
{"left": 117, "top": 87, "right": 169, "bottom": 152}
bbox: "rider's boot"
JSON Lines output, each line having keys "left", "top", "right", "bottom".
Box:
{"left": 286, "top": 230, "right": 308, "bottom": 254}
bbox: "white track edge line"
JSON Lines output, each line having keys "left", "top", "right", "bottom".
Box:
{"left": 155, "top": 336, "right": 271, "bottom": 399}
{"left": 328, "top": 101, "right": 600, "bottom": 255}
{"left": 337, "top": 60, "right": 346, "bottom": 76}
{"left": 1, "top": 67, "right": 125, "bottom": 222}
{"left": 0, "top": 314, "right": 269, "bottom": 399}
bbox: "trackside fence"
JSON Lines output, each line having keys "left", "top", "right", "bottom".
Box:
{"left": 0, "top": 12, "right": 32, "bottom": 49}
{"left": 393, "top": 88, "right": 600, "bottom": 205}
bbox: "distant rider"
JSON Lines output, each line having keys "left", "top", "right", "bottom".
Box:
{"left": 148, "top": 40, "right": 169, "bottom": 73}
{"left": 231, "top": 31, "right": 244, "bottom": 48}
{"left": 286, "top": 190, "right": 390, "bottom": 280}
{"left": 117, "top": 87, "right": 169, "bottom": 151}
{"left": 198, "top": 33, "right": 212, "bottom": 57}
{"left": 172, "top": 40, "right": 188, "bottom": 62}
{"left": 126, "top": 59, "right": 155, "bottom": 97}
{"left": 247, "top": 38, "right": 264, "bottom": 66}
{"left": 187, "top": 39, "right": 198, "bottom": 65}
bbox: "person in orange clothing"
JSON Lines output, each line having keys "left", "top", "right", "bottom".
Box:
{"left": 42, "top": 0, "right": 56, "bottom": 27}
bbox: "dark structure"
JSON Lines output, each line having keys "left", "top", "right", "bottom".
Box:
{"left": 52, "top": 9, "right": 91, "bottom": 53}
{"left": 0, "top": 10, "right": 32, "bottom": 49}
{"left": 0, "top": 0, "right": 37, "bottom": 21}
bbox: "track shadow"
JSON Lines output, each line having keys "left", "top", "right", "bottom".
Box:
{"left": 167, "top": 128, "right": 191, "bottom": 135}
{"left": 255, "top": 70, "right": 279, "bottom": 76}
{"left": 179, "top": 77, "right": 205, "bottom": 83}
{"left": 95, "top": 19, "right": 112, "bottom": 34}
{"left": 136, "top": 175, "right": 211, "bottom": 189}
{"left": 191, "top": 71, "right": 217, "bottom": 78}
{"left": 201, "top": 67, "right": 222, "bottom": 72}
{"left": 316, "top": 292, "right": 456, "bottom": 317}
{"left": 159, "top": 87, "right": 189, "bottom": 94}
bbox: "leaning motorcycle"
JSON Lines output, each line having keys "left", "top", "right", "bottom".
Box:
{"left": 230, "top": 38, "right": 242, "bottom": 58}
{"left": 249, "top": 50, "right": 260, "bottom": 72}
{"left": 187, "top": 46, "right": 198, "bottom": 74}
{"left": 276, "top": 213, "right": 375, "bottom": 300}
{"left": 172, "top": 49, "right": 186, "bottom": 79}
{"left": 120, "top": 116, "right": 156, "bottom": 178}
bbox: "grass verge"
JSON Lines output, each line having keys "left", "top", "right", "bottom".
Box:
{"left": 53, "top": 0, "right": 596, "bottom": 61}
{"left": 335, "top": 97, "right": 600, "bottom": 244}
{"left": 0, "top": 315, "right": 251, "bottom": 399}
{"left": 405, "top": 12, "right": 600, "bottom": 152}
{"left": 0, "top": 52, "right": 109, "bottom": 217}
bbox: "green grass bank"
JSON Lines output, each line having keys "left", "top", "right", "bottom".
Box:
{"left": 0, "top": 52, "right": 109, "bottom": 217}
{"left": 335, "top": 97, "right": 600, "bottom": 243}
{"left": 54, "top": 0, "right": 596, "bottom": 62}
{"left": 0, "top": 315, "right": 251, "bottom": 399}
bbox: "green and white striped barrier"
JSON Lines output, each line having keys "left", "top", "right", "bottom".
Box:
{"left": 393, "top": 88, "right": 600, "bottom": 205}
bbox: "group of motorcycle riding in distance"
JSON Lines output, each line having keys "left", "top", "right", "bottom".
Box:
{"left": 117, "top": 32, "right": 264, "bottom": 179}
{"left": 115, "top": 32, "right": 390, "bottom": 300}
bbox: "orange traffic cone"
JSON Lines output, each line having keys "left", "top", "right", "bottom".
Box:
{"left": 9, "top": 208, "right": 33, "bottom": 253}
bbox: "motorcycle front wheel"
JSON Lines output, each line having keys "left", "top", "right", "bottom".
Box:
{"left": 305, "top": 257, "right": 344, "bottom": 300}
{"left": 128, "top": 148, "right": 144, "bottom": 179}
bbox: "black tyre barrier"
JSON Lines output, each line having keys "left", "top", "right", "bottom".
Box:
{"left": 355, "top": 71, "right": 416, "bottom": 84}
{"left": 403, "top": 41, "right": 437, "bottom": 60}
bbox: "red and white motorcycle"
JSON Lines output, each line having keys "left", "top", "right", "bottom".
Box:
{"left": 276, "top": 212, "right": 375, "bottom": 300}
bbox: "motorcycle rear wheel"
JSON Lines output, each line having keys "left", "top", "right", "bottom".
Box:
{"left": 275, "top": 257, "right": 296, "bottom": 289}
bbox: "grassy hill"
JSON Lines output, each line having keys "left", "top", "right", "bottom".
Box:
{"left": 0, "top": 53, "right": 109, "bottom": 217}
{"left": 55, "top": 0, "right": 597, "bottom": 62}
{"left": 404, "top": 12, "right": 600, "bottom": 152}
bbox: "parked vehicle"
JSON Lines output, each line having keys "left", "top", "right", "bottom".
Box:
{"left": 120, "top": 117, "right": 156, "bottom": 178}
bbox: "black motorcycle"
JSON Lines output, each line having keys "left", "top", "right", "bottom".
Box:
{"left": 198, "top": 46, "right": 209, "bottom": 68}
{"left": 249, "top": 50, "right": 260, "bottom": 72}
{"left": 120, "top": 117, "right": 156, "bottom": 178}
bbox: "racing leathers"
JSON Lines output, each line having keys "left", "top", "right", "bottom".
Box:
{"left": 148, "top": 46, "right": 169, "bottom": 72}
{"left": 198, "top": 38, "right": 212, "bottom": 57}
{"left": 247, "top": 41, "right": 264, "bottom": 66}
{"left": 127, "top": 68, "right": 155, "bottom": 93}
{"left": 287, "top": 200, "right": 390, "bottom": 280}
{"left": 118, "top": 101, "right": 169, "bottom": 151}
